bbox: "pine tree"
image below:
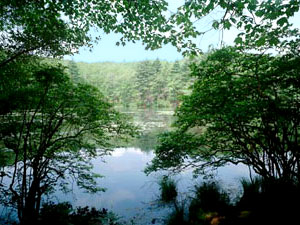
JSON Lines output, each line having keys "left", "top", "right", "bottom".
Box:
{"left": 68, "top": 60, "right": 81, "bottom": 83}
{"left": 152, "top": 59, "right": 171, "bottom": 107}
{"left": 135, "top": 61, "right": 155, "bottom": 107}
{"left": 168, "top": 61, "right": 182, "bottom": 106}
{"left": 153, "top": 58, "right": 162, "bottom": 74}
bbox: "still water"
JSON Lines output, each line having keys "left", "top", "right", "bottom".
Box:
{"left": 58, "top": 109, "right": 251, "bottom": 224}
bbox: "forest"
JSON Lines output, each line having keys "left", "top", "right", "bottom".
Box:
{"left": 67, "top": 59, "right": 193, "bottom": 108}
{"left": 1, "top": 0, "right": 300, "bottom": 225}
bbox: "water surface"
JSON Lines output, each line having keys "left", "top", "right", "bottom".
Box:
{"left": 59, "top": 109, "right": 251, "bottom": 224}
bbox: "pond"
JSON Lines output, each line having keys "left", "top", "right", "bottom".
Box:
{"left": 57, "top": 109, "right": 251, "bottom": 224}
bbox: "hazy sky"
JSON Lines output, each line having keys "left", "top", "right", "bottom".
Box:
{"left": 67, "top": 23, "right": 235, "bottom": 63}
{"left": 66, "top": 29, "right": 229, "bottom": 63}
{"left": 66, "top": 0, "right": 234, "bottom": 63}
{"left": 66, "top": 3, "right": 300, "bottom": 63}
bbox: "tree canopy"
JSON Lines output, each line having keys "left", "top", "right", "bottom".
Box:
{"left": 72, "top": 59, "right": 192, "bottom": 108}
{"left": 1, "top": 0, "right": 300, "bottom": 223}
{"left": 1, "top": 0, "right": 299, "bottom": 67}
{"left": 0, "top": 59, "right": 136, "bottom": 224}
{"left": 146, "top": 47, "right": 300, "bottom": 183}
{"left": 144, "top": 0, "right": 300, "bottom": 184}
{"left": 178, "top": 0, "right": 300, "bottom": 51}
{"left": 0, "top": 0, "right": 181, "bottom": 66}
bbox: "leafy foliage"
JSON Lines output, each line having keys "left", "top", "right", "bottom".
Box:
{"left": 162, "top": 178, "right": 300, "bottom": 225}
{"left": 68, "top": 59, "right": 82, "bottom": 84}
{"left": 77, "top": 59, "right": 193, "bottom": 108}
{"left": 38, "top": 202, "right": 120, "bottom": 225}
{"left": 0, "top": 0, "right": 182, "bottom": 65}
{"left": 235, "top": 177, "right": 300, "bottom": 225}
{"left": 147, "top": 47, "right": 300, "bottom": 182}
{"left": 1, "top": 1, "right": 300, "bottom": 224}
{"left": 135, "top": 60, "right": 156, "bottom": 107}
{"left": 72, "top": 59, "right": 193, "bottom": 108}
{"left": 2, "top": 0, "right": 298, "bottom": 67}
{"left": 177, "top": 0, "right": 300, "bottom": 52}
{"left": 0, "top": 58, "right": 136, "bottom": 224}
{"left": 157, "top": 179, "right": 231, "bottom": 225}
{"left": 159, "top": 176, "right": 178, "bottom": 204}
{"left": 189, "top": 182, "right": 230, "bottom": 216}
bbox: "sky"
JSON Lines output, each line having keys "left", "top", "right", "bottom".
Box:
{"left": 67, "top": 22, "right": 235, "bottom": 63}
{"left": 67, "top": 33, "right": 185, "bottom": 63}
{"left": 66, "top": 0, "right": 233, "bottom": 63}
{"left": 65, "top": 29, "right": 229, "bottom": 63}
{"left": 65, "top": 3, "right": 300, "bottom": 63}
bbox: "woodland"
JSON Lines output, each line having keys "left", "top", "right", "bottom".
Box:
{"left": 67, "top": 59, "right": 193, "bottom": 108}
{"left": 1, "top": 0, "right": 300, "bottom": 225}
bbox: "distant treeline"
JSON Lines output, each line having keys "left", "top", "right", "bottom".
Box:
{"left": 66, "top": 59, "right": 194, "bottom": 108}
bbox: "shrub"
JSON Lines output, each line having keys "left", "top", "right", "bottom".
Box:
{"left": 188, "top": 181, "right": 231, "bottom": 224}
{"left": 37, "top": 202, "right": 120, "bottom": 225}
{"left": 159, "top": 176, "right": 178, "bottom": 204}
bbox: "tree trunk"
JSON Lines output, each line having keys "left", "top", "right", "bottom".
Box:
{"left": 19, "top": 178, "right": 40, "bottom": 225}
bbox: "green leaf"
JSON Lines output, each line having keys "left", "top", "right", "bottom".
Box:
{"left": 212, "top": 21, "right": 219, "bottom": 29}
{"left": 234, "top": 37, "right": 243, "bottom": 45}
{"left": 256, "top": 37, "right": 266, "bottom": 46}
{"left": 277, "top": 17, "right": 288, "bottom": 26}
{"left": 230, "top": 18, "right": 237, "bottom": 23}
{"left": 255, "top": 10, "right": 264, "bottom": 17}
{"left": 224, "top": 20, "right": 231, "bottom": 29}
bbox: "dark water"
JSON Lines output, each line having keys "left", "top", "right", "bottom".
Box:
{"left": 57, "top": 109, "right": 250, "bottom": 224}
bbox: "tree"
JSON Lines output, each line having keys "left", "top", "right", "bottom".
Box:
{"left": 172, "top": 0, "right": 300, "bottom": 52}
{"left": 143, "top": 0, "right": 300, "bottom": 184}
{"left": 150, "top": 59, "right": 166, "bottom": 107}
{"left": 0, "top": 60, "right": 135, "bottom": 224}
{"left": 146, "top": 47, "right": 300, "bottom": 183}
{"left": 168, "top": 61, "right": 183, "bottom": 107}
{"left": 2, "top": 0, "right": 299, "bottom": 69}
{"left": 135, "top": 61, "right": 156, "bottom": 107}
{"left": 0, "top": 0, "right": 196, "bottom": 68}
{"left": 152, "top": 58, "right": 162, "bottom": 74}
{"left": 153, "top": 71, "right": 169, "bottom": 107}
{"left": 118, "top": 78, "right": 135, "bottom": 108}
{"left": 68, "top": 60, "right": 81, "bottom": 84}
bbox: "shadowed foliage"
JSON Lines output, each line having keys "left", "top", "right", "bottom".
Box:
{"left": 147, "top": 47, "right": 300, "bottom": 184}
{"left": 38, "top": 202, "right": 120, "bottom": 225}
{"left": 159, "top": 176, "right": 178, "bottom": 204}
{"left": 0, "top": 58, "right": 136, "bottom": 225}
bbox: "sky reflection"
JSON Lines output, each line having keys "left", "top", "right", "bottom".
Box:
{"left": 57, "top": 147, "right": 251, "bottom": 224}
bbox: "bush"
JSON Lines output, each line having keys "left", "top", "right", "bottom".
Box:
{"left": 165, "top": 207, "right": 187, "bottom": 225}
{"left": 188, "top": 181, "right": 231, "bottom": 225}
{"left": 38, "top": 202, "right": 72, "bottom": 225}
{"left": 158, "top": 178, "right": 300, "bottom": 225}
{"left": 159, "top": 176, "right": 178, "bottom": 204}
{"left": 236, "top": 177, "right": 300, "bottom": 225}
{"left": 37, "top": 202, "right": 120, "bottom": 225}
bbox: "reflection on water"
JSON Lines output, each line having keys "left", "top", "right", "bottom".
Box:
{"left": 124, "top": 109, "right": 174, "bottom": 152}
{"left": 56, "top": 110, "right": 251, "bottom": 224}
{"left": 0, "top": 109, "right": 252, "bottom": 224}
{"left": 59, "top": 147, "right": 250, "bottom": 224}
{"left": 60, "top": 147, "right": 162, "bottom": 223}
